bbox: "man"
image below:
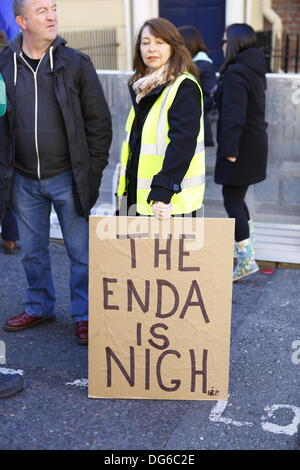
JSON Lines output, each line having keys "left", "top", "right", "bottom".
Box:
{"left": 0, "top": 0, "right": 112, "bottom": 344}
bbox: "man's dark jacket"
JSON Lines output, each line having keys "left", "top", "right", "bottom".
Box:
{"left": 0, "top": 34, "right": 112, "bottom": 219}
{"left": 214, "top": 47, "right": 268, "bottom": 186}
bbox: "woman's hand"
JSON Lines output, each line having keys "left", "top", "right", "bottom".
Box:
{"left": 152, "top": 201, "right": 173, "bottom": 219}
{"left": 227, "top": 156, "right": 237, "bottom": 162}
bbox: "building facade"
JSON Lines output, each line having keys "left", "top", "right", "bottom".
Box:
{"left": 57, "top": 0, "right": 299, "bottom": 71}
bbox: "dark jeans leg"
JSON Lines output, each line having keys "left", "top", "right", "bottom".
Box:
{"left": 1, "top": 210, "right": 19, "bottom": 241}
{"left": 222, "top": 185, "right": 250, "bottom": 242}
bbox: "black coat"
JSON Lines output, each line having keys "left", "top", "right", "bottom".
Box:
{"left": 194, "top": 58, "right": 216, "bottom": 113}
{"left": 0, "top": 35, "right": 112, "bottom": 220}
{"left": 194, "top": 57, "right": 217, "bottom": 146}
{"left": 214, "top": 48, "right": 268, "bottom": 186}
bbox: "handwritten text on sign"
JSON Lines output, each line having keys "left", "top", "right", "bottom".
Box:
{"left": 89, "top": 217, "right": 234, "bottom": 401}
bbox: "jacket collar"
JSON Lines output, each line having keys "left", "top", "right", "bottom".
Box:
{"left": 7, "top": 33, "right": 67, "bottom": 55}
{"left": 193, "top": 51, "right": 213, "bottom": 63}
{"left": 129, "top": 82, "right": 166, "bottom": 111}
{"left": 1, "top": 34, "right": 69, "bottom": 86}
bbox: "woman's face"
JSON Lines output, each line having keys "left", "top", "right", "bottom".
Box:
{"left": 140, "top": 26, "right": 172, "bottom": 70}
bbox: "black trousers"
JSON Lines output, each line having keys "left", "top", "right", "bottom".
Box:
{"left": 222, "top": 185, "right": 250, "bottom": 242}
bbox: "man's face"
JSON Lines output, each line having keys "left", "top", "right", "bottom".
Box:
{"left": 17, "top": 0, "right": 58, "bottom": 44}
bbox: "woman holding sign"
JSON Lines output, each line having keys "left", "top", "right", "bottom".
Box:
{"left": 117, "top": 17, "right": 205, "bottom": 219}
{"left": 214, "top": 24, "right": 268, "bottom": 281}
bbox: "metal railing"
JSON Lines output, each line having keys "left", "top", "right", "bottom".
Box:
{"left": 60, "top": 28, "right": 118, "bottom": 70}
{"left": 257, "top": 31, "right": 300, "bottom": 73}
{"left": 282, "top": 33, "right": 300, "bottom": 73}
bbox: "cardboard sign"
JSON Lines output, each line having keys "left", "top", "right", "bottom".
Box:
{"left": 89, "top": 216, "right": 234, "bottom": 400}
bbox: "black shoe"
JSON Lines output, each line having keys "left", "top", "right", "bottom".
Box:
{"left": 0, "top": 372, "right": 24, "bottom": 398}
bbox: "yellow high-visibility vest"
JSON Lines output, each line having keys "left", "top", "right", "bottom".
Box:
{"left": 117, "top": 72, "right": 205, "bottom": 215}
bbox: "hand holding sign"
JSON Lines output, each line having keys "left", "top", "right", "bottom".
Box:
{"left": 152, "top": 201, "right": 173, "bottom": 220}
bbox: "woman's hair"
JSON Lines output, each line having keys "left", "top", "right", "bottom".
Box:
{"left": 178, "top": 25, "right": 208, "bottom": 57}
{"left": 220, "top": 23, "right": 257, "bottom": 74}
{"left": 131, "top": 17, "right": 199, "bottom": 82}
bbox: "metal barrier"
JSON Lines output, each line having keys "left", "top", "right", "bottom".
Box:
{"left": 51, "top": 71, "right": 300, "bottom": 263}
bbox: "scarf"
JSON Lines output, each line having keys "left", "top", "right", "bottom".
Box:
{"left": 132, "top": 64, "right": 175, "bottom": 103}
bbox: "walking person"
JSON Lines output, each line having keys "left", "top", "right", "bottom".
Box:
{"left": 214, "top": 24, "right": 268, "bottom": 281}
{"left": 0, "top": 0, "right": 112, "bottom": 344}
{"left": 0, "top": 30, "right": 20, "bottom": 255}
{"left": 178, "top": 25, "right": 217, "bottom": 147}
{"left": 117, "top": 17, "right": 205, "bottom": 219}
{"left": 0, "top": 56, "right": 24, "bottom": 399}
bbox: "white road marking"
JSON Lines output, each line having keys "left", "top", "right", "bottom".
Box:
{"left": 261, "top": 404, "right": 300, "bottom": 436}
{"left": 66, "top": 378, "right": 88, "bottom": 387}
{"left": 209, "top": 400, "right": 254, "bottom": 427}
{"left": 0, "top": 367, "right": 24, "bottom": 375}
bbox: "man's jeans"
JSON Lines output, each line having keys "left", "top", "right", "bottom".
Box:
{"left": 12, "top": 171, "right": 88, "bottom": 322}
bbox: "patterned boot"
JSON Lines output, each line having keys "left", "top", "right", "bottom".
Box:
{"left": 233, "top": 238, "right": 259, "bottom": 282}
{"left": 234, "top": 220, "right": 255, "bottom": 258}
{"left": 248, "top": 219, "right": 255, "bottom": 251}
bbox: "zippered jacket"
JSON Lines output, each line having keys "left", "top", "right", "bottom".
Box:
{"left": 0, "top": 34, "right": 112, "bottom": 219}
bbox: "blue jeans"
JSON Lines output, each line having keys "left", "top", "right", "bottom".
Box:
{"left": 1, "top": 210, "right": 19, "bottom": 241}
{"left": 12, "top": 171, "right": 88, "bottom": 322}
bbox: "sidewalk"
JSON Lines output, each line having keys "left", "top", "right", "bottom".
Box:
{"left": 0, "top": 241, "right": 299, "bottom": 450}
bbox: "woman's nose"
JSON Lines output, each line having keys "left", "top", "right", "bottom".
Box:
{"left": 147, "top": 41, "right": 157, "bottom": 52}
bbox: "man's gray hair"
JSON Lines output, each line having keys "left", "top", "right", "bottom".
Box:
{"left": 13, "top": 0, "right": 27, "bottom": 17}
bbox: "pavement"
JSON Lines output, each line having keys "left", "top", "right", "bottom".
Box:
{"left": 0, "top": 240, "right": 299, "bottom": 451}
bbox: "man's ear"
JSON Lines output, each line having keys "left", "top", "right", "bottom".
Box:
{"left": 15, "top": 15, "right": 27, "bottom": 31}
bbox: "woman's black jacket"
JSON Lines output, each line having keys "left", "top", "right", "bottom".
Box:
{"left": 126, "top": 78, "right": 202, "bottom": 205}
{"left": 214, "top": 47, "right": 268, "bottom": 186}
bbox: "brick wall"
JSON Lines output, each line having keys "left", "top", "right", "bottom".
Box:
{"left": 272, "top": 0, "right": 300, "bottom": 71}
